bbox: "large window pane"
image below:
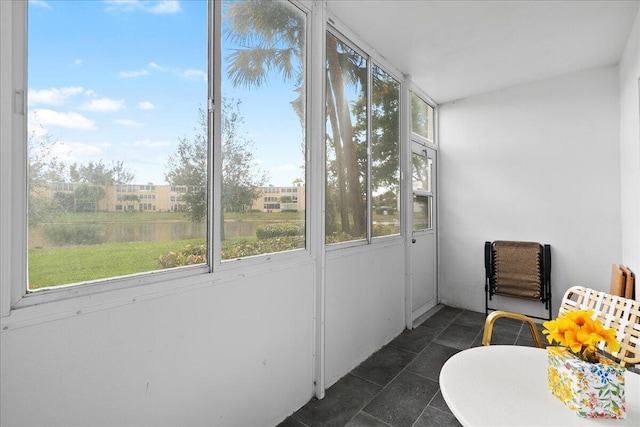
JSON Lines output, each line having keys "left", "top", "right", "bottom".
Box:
{"left": 221, "top": 0, "right": 306, "bottom": 260}
{"left": 371, "top": 65, "right": 400, "bottom": 238}
{"left": 325, "top": 33, "right": 367, "bottom": 243}
{"left": 27, "top": 1, "right": 208, "bottom": 290}
{"left": 411, "top": 92, "right": 434, "bottom": 141}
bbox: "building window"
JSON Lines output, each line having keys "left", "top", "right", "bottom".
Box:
{"left": 26, "top": 0, "right": 208, "bottom": 291}
{"left": 325, "top": 31, "right": 402, "bottom": 244}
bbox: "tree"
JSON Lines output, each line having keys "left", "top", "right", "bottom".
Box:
{"left": 165, "top": 109, "right": 208, "bottom": 222}
{"left": 225, "top": 1, "right": 390, "bottom": 239}
{"left": 221, "top": 99, "right": 269, "bottom": 213}
{"left": 118, "top": 194, "right": 140, "bottom": 212}
{"left": 325, "top": 34, "right": 367, "bottom": 238}
{"left": 164, "top": 102, "right": 268, "bottom": 222}
{"left": 27, "top": 129, "right": 67, "bottom": 226}
{"left": 69, "top": 160, "right": 135, "bottom": 186}
{"left": 111, "top": 161, "right": 136, "bottom": 185}
{"left": 74, "top": 184, "right": 105, "bottom": 212}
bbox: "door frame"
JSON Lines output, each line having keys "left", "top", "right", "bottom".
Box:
{"left": 404, "top": 86, "right": 438, "bottom": 329}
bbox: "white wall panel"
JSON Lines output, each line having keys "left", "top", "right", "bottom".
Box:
{"left": 324, "top": 241, "right": 405, "bottom": 387}
{"left": 619, "top": 8, "right": 640, "bottom": 282}
{"left": 0, "top": 264, "right": 314, "bottom": 427}
{"left": 438, "top": 66, "right": 621, "bottom": 314}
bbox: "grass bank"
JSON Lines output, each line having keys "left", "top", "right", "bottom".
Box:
{"left": 28, "top": 238, "right": 205, "bottom": 290}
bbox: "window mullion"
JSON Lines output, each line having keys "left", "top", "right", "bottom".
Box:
{"left": 210, "top": 0, "right": 220, "bottom": 269}
{"left": 366, "top": 57, "right": 372, "bottom": 243}
{"left": 3, "top": 0, "right": 28, "bottom": 311}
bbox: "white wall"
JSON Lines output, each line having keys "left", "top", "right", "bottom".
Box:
{"left": 324, "top": 241, "right": 406, "bottom": 387}
{"left": 1, "top": 265, "right": 315, "bottom": 426}
{"left": 619, "top": 8, "right": 640, "bottom": 281}
{"left": 438, "top": 66, "right": 621, "bottom": 314}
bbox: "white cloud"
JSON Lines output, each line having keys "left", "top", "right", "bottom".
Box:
{"left": 149, "top": 62, "right": 165, "bottom": 71}
{"left": 120, "top": 69, "right": 149, "bottom": 78}
{"left": 81, "top": 98, "right": 126, "bottom": 112}
{"left": 50, "top": 141, "right": 103, "bottom": 161}
{"left": 133, "top": 139, "right": 171, "bottom": 148}
{"left": 115, "top": 119, "right": 144, "bottom": 127}
{"left": 74, "top": 59, "right": 83, "bottom": 66}
{"left": 147, "top": 1, "right": 181, "bottom": 14}
{"left": 183, "top": 69, "right": 207, "bottom": 81}
{"left": 29, "top": 0, "right": 51, "bottom": 9}
{"left": 105, "top": 1, "right": 181, "bottom": 15}
{"left": 138, "top": 101, "right": 156, "bottom": 110}
{"left": 30, "top": 109, "right": 96, "bottom": 130}
{"left": 29, "top": 86, "right": 85, "bottom": 106}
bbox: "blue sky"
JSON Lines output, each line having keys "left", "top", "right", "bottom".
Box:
{"left": 27, "top": 0, "right": 305, "bottom": 186}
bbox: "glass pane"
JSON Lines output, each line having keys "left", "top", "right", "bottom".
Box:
{"left": 412, "top": 153, "right": 432, "bottom": 192}
{"left": 325, "top": 33, "right": 367, "bottom": 244}
{"left": 413, "top": 195, "right": 432, "bottom": 231}
{"left": 221, "top": 0, "right": 306, "bottom": 260}
{"left": 411, "top": 92, "right": 434, "bottom": 141}
{"left": 27, "top": 1, "right": 208, "bottom": 290}
{"left": 371, "top": 65, "right": 400, "bottom": 238}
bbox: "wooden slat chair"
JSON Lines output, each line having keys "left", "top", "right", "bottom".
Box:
{"left": 483, "top": 286, "right": 640, "bottom": 368}
{"left": 610, "top": 263, "right": 635, "bottom": 299}
{"left": 620, "top": 264, "right": 635, "bottom": 300}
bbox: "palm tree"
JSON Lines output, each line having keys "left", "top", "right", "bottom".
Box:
{"left": 224, "top": 0, "right": 369, "bottom": 239}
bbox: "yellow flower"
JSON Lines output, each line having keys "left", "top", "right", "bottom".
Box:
{"left": 542, "top": 310, "right": 621, "bottom": 362}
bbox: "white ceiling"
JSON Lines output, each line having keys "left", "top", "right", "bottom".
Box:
{"left": 326, "top": 0, "right": 639, "bottom": 104}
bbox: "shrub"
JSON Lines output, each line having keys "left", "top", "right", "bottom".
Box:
{"left": 221, "top": 236, "right": 304, "bottom": 259}
{"left": 372, "top": 223, "right": 400, "bottom": 236}
{"left": 325, "top": 232, "right": 357, "bottom": 244}
{"left": 375, "top": 206, "right": 396, "bottom": 215}
{"left": 160, "top": 236, "right": 307, "bottom": 266}
{"left": 158, "top": 244, "right": 206, "bottom": 268}
{"left": 255, "top": 223, "right": 304, "bottom": 240}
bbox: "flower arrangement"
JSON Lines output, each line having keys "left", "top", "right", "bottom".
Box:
{"left": 542, "top": 310, "right": 621, "bottom": 363}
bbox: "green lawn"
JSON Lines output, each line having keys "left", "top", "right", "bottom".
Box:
{"left": 28, "top": 211, "right": 307, "bottom": 289}
{"left": 28, "top": 238, "right": 205, "bottom": 289}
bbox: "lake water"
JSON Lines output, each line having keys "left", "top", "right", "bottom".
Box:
{"left": 29, "top": 220, "right": 301, "bottom": 248}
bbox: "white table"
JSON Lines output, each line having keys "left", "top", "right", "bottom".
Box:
{"left": 439, "top": 345, "right": 640, "bottom": 426}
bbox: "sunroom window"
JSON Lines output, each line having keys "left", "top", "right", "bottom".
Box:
{"left": 411, "top": 92, "right": 434, "bottom": 142}
{"left": 220, "top": 0, "right": 307, "bottom": 260}
{"left": 325, "top": 31, "right": 401, "bottom": 244}
{"left": 25, "top": 0, "right": 308, "bottom": 292}
{"left": 27, "top": 0, "right": 209, "bottom": 290}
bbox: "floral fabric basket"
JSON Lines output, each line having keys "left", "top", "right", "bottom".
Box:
{"left": 547, "top": 346, "right": 626, "bottom": 419}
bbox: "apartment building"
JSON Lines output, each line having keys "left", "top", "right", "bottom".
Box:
{"left": 48, "top": 183, "right": 306, "bottom": 213}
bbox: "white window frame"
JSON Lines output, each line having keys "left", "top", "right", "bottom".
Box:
{"left": 0, "top": 0, "right": 317, "bottom": 325}
{"left": 410, "top": 87, "right": 438, "bottom": 149}
{"left": 325, "top": 16, "right": 406, "bottom": 250}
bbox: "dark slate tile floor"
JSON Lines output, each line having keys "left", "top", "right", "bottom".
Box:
{"left": 278, "top": 305, "right": 544, "bottom": 427}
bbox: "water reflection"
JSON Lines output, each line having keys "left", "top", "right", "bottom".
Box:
{"left": 30, "top": 221, "right": 207, "bottom": 248}
{"left": 29, "top": 220, "right": 303, "bottom": 248}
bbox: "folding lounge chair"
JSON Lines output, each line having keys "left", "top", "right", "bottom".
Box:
{"left": 485, "top": 240, "right": 552, "bottom": 321}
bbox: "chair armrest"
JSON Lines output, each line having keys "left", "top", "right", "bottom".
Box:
{"left": 482, "top": 310, "right": 544, "bottom": 348}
